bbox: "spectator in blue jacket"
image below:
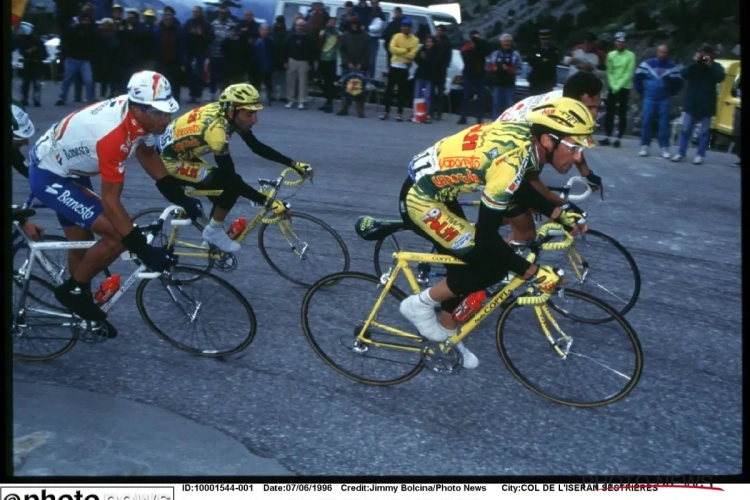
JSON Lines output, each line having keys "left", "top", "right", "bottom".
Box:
{"left": 154, "top": 10, "right": 186, "bottom": 103}
{"left": 253, "top": 25, "right": 275, "bottom": 105}
{"left": 634, "top": 44, "right": 683, "bottom": 158}
{"left": 670, "top": 44, "right": 725, "bottom": 164}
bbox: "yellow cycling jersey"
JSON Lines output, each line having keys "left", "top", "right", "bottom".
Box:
{"left": 408, "top": 121, "right": 539, "bottom": 211}
{"left": 157, "top": 103, "right": 231, "bottom": 160}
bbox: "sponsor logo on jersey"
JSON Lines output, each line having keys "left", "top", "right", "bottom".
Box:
{"left": 431, "top": 170, "right": 481, "bottom": 188}
{"left": 452, "top": 232, "right": 473, "bottom": 250}
{"left": 56, "top": 190, "right": 97, "bottom": 220}
{"left": 176, "top": 124, "right": 201, "bottom": 138}
{"left": 439, "top": 156, "right": 481, "bottom": 169}
{"left": 505, "top": 166, "right": 525, "bottom": 194}
{"left": 484, "top": 147, "right": 500, "bottom": 161}
{"left": 175, "top": 163, "right": 205, "bottom": 180}
{"left": 63, "top": 145, "right": 90, "bottom": 160}
{"left": 171, "top": 137, "right": 202, "bottom": 153}
{"left": 420, "top": 208, "right": 462, "bottom": 243}
{"left": 54, "top": 153, "right": 63, "bottom": 165}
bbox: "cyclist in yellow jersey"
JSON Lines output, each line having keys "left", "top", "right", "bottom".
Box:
{"left": 398, "top": 97, "right": 596, "bottom": 368}
{"left": 157, "top": 84, "right": 313, "bottom": 252}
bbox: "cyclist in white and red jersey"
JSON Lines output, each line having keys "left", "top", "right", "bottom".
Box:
{"left": 496, "top": 71, "right": 604, "bottom": 242}
{"left": 28, "top": 70, "right": 202, "bottom": 322}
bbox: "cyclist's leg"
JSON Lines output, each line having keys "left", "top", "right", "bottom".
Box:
{"left": 28, "top": 167, "right": 122, "bottom": 320}
{"left": 164, "top": 157, "right": 241, "bottom": 253}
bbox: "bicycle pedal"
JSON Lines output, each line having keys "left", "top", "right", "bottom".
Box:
{"left": 422, "top": 340, "right": 463, "bottom": 375}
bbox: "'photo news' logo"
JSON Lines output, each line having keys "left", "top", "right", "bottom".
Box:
{"left": 1, "top": 488, "right": 173, "bottom": 500}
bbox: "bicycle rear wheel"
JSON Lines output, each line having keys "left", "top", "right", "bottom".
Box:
{"left": 135, "top": 266, "right": 256, "bottom": 357}
{"left": 301, "top": 272, "right": 425, "bottom": 385}
{"left": 496, "top": 289, "right": 643, "bottom": 408}
{"left": 258, "top": 212, "right": 350, "bottom": 287}
{"left": 539, "top": 229, "right": 641, "bottom": 323}
{"left": 12, "top": 276, "right": 78, "bottom": 361}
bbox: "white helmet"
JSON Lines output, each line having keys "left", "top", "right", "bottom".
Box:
{"left": 12, "top": 103, "right": 35, "bottom": 139}
{"left": 126, "top": 71, "right": 179, "bottom": 113}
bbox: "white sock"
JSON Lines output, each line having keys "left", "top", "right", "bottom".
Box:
{"left": 440, "top": 324, "right": 457, "bottom": 339}
{"left": 418, "top": 288, "right": 440, "bottom": 307}
{"left": 209, "top": 218, "right": 223, "bottom": 229}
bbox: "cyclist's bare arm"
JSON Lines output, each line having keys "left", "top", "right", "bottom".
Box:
{"left": 526, "top": 171, "right": 566, "bottom": 206}
{"left": 101, "top": 180, "right": 137, "bottom": 237}
{"left": 136, "top": 144, "right": 170, "bottom": 181}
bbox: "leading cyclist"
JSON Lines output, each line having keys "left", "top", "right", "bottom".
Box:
{"left": 496, "top": 71, "right": 604, "bottom": 242}
{"left": 399, "top": 97, "right": 597, "bottom": 368}
{"left": 12, "top": 100, "right": 35, "bottom": 178}
{"left": 157, "top": 83, "right": 313, "bottom": 253}
{"left": 28, "top": 70, "right": 202, "bottom": 322}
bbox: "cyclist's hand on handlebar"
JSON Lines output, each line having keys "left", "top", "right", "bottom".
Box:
{"left": 270, "top": 199, "right": 291, "bottom": 218}
{"left": 585, "top": 172, "right": 602, "bottom": 191}
{"left": 528, "top": 265, "right": 560, "bottom": 293}
{"left": 555, "top": 202, "right": 588, "bottom": 235}
{"left": 293, "top": 161, "right": 314, "bottom": 180}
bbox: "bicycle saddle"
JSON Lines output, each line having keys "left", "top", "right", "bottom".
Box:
{"left": 12, "top": 208, "right": 36, "bottom": 222}
{"left": 355, "top": 215, "right": 405, "bottom": 241}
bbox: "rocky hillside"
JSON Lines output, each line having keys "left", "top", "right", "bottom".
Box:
{"left": 460, "top": 0, "right": 740, "bottom": 63}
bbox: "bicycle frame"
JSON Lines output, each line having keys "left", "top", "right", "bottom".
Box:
{"left": 13, "top": 206, "right": 190, "bottom": 325}
{"left": 163, "top": 169, "right": 301, "bottom": 259}
{"left": 13, "top": 221, "right": 67, "bottom": 285}
{"left": 357, "top": 222, "right": 574, "bottom": 354}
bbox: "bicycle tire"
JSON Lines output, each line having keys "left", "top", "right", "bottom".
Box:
{"left": 130, "top": 207, "right": 216, "bottom": 278}
{"left": 546, "top": 229, "right": 641, "bottom": 324}
{"left": 12, "top": 276, "right": 79, "bottom": 361}
{"left": 258, "top": 212, "right": 351, "bottom": 288}
{"left": 301, "top": 271, "right": 425, "bottom": 385}
{"left": 495, "top": 289, "right": 643, "bottom": 408}
{"left": 135, "top": 265, "right": 256, "bottom": 357}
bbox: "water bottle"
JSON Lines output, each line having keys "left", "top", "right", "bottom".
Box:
{"left": 226, "top": 217, "right": 248, "bottom": 240}
{"left": 95, "top": 274, "right": 121, "bottom": 304}
{"left": 452, "top": 290, "right": 487, "bottom": 323}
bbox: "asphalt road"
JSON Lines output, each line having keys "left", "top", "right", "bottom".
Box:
{"left": 12, "top": 82, "right": 742, "bottom": 476}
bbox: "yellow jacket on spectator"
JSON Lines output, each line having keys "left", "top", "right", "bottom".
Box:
{"left": 389, "top": 33, "right": 419, "bottom": 67}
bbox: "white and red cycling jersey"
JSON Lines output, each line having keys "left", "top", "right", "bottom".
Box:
{"left": 33, "top": 97, "right": 156, "bottom": 183}
{"left": 496, "top": 90, "right": 562, "bottom": 122}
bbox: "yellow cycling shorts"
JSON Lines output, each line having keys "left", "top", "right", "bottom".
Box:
{"left": 403, "top": 185, "right": 475, "bottom": 256}
{"left": 162, "top": 157, "right": 215, "bottom": 184}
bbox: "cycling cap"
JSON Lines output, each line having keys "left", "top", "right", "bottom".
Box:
{"left": 12, "top": 101, "right": 35, "bottom": 139}
{"left": 526, "top": 96, "right": 596, "bottom": 147}
{"left": 219, "top": 84, "right": 263, "bottom": 111}
{"left": 126, "top": 71, "right": 179, "bottom": 113}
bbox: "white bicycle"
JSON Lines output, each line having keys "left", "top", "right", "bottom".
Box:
{"left": 356, "top": 176, "right": 641, "bottom": 323}
{"left": 12, "top": 205, "right": 257, "bottom": 361}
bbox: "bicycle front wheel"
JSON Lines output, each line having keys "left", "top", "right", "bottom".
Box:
{"left": 301, "top": 272, "right": 425, "bottom": 385}
{"left": 540, "top": 229, "right": 641, "bottom": 323}
{"left": 496, "top": 289, "right": 643, "bottom": 408}
{"left": 258, "top": 212, "right": 350, "bottom": 287}
{"left": 135, "top": 266, "right": 256, "bottom": 357}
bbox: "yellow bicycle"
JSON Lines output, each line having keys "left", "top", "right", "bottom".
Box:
{"left": 131, "top": 168, "right": 350, "bottom": 287}
{"left": 301, "top": 221, "right": 643, "bottom": 408}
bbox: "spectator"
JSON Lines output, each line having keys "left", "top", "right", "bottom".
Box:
{"left": 317, "top": 18, "right": 340, "bottom": 113}
{"left": 221, "top": 26, "right": 247, "bottom": 85}
{"left": 209, "top": 4, "right": 235, "bottom": 100}
{"left": 353, "top": 0, "right": 371, "bottom": 28}
{"left": 306, "top": 1, "right": 330, "bottom": 35}
{"left": 671, "top": 44, "right": 725, "bottom": 164}
{"left": 237, "top": 10, "right": 261, "bottom": 42}
{"left": 601, "top": 32, "right": 636, "bottom": 148}
{"left": 129, "top": 11, "right": 156, "bottom": 72}
{"left": 65, "top": 3, "right": 97, "bottom": 102}
{"left": 634, "top": 44, "right": 683, "bottom": 158}
{"left": 158, "top": 5, "right": 179, "bottom": 26}
{"left": 112, "top": 4, "right": 126, "bottom": 29}
{"left": 154, "top": 10, "right": 186, "bottom": 104}
{"left": 55, "top": 13, "right": 97, "bottom": 105}
{"left": 562, "top": 32, "right": 606, "bottom": 80}
{"left": 337, "top": 15, "right": 369, "bottom": 117}
{"left": 731, "top": 74, "right": 741, "bottom": 167}
{"left": 253, "top": 25, "right": 275, "bottom": 104}
{"left": 413, "top": 35, "right": 439, "bottom": 124}
{"left": 97, "top": 19, "right": 120, "bottom": 99}
{"left": 526, "top": 28, "right": 562, "bottom": 95}
{"left": 457, "top": 30, "right": 490, "bottom": 125}
{"left": 380, "top": 18, "right": 418, "bottom": 121}
{"left": 272, "top": 16, "right": 288, "bottom": 101}
{"left": 183, "top": 6, "right": 214, "bottom": 103}
{"left": 284, "top": 19, "right": 315, "bottom": 109}
{"left": 432, "top": 24, "right": 452, "bottom": 120}
{"left": 364, "top": 0, "right": 386, "bottom": 83}
{"left": 143, "top": 9, "right": 157, "bottom": 28}
{"left": 486, "top": 33, "right": 522, "bottom": 120}
{"left": 383, "top": 6, "right": 403, "bottom": 69}
{"left": 338, "top": 1, "right": 356, "bottom": 33}
{"left": 18, "top": 25, "right": 47, "bottom": 107}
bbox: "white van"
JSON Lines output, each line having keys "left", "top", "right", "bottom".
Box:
{"left": 274, "top": 0, "right": 464, "bottom": 97}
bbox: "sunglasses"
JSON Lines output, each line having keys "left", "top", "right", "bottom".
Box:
{"left": 550, "top": 134, "right": 585, "bottom": 154}
{"left": 134, "top": 105, "right": 172, "bottom": 119}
